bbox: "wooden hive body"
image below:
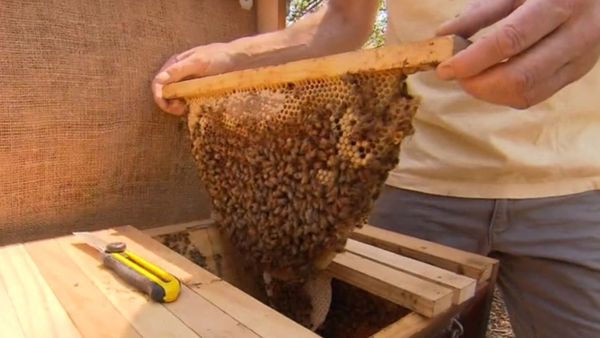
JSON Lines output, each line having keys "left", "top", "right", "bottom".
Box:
{"left": 149, "top": 219, "right": 499, "bottom": 338}
{"left": 0, "top": 220, "right": 497, "bottom": 338}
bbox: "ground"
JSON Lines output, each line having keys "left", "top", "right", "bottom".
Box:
{"left": 487, "top": 289, "right": 515, "bottom": 338}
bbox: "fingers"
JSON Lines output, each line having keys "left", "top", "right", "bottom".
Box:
{"left": 157, "top": 57, "right": 207, "bottom": 87}
{"left": 152, "top": 55, "right": 181, "bottom": 115}
{"left": 436, "top": 0, "right": 521, "bottom": 38}
{"left": 456, "top": 27, "right": 598, "bottom": 109}
{"left": 152, "top": 53, "right": 206, "bottom": 116}
{"left": 521, "top": 51, "right": 598, "bottom": 107}
{"left": 437, "top": 0, "right": 572, "bottom": 80}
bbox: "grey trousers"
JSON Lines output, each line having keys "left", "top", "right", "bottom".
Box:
{"left": 369, "top": 186, "right": 600, "bottom": 338}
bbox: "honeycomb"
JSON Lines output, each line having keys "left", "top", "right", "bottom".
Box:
{"left": 185, "top": 69, "right": 419, "bottom": 279}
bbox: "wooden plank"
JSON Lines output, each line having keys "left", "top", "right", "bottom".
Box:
{"left": 345, "top": 239, "right": 476, "bottom": 304}
{"left": 191, "top": 281, "right": 319, "bottom": 338}
{"left": 0, "top": 269, "right": 26, "bottom": 338}
{"left": 99, "top": 226, "right": 220, "bottom": 285}
{"left": 163, "top": 35, "right": 469, "bottom": 99}
{"left": 204, "top": 226, "right": 266, "bottom": 298}
{"left": 58, "top": 236, "right": 200, "bottom": 338}
{"left": 188, "top": 226, "right": 268, "bottom": 302}
{"left": 144, "top": 219, "right": 214, "bottom": 237}
{"left": 372, "top": 311, "right": 454, "bottom": 338}
{"left": 328, "top": 251, "right": 454, "bottom": 317}
{"left": 0, "top": 244, "right": 82, "bottom": 338}
{"left": 257, "top": 0, "right": 287, "bottom": 33}
{"left": 165, "top": 285, "right": 261, "bottom": 338}
{"left": 205, "top": 226, "right": 236, "bottom": 279}
{"left": 351, "top": 225, "right": 497, "bottom": 282}
{"left": 24, "top": 239, "right": 142, "bottom": 338}
{"left": 373, "top": 281, "right": 492, "bottom": 338}
{"left": 188, "top": 228, "right": 219, "bottom": 273}
{"left": 92, "top": 226, "right": 313, "bottom": 337}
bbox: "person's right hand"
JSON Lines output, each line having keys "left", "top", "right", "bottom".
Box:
{"left": 152, "top": 42, "right": 237, "bottom": 116}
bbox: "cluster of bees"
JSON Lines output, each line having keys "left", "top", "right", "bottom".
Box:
{"left": 186, "top": 69, "right": 419, "bottom": 282}
{"left": 317, "top": 280, "right": 408, "bottom": 338}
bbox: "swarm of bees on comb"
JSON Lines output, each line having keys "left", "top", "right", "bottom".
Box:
{"left": 185, "top": 69, "right": 419, "bottom": 326}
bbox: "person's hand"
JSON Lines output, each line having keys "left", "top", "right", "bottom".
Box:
{"left": 436, "top": 0, "right": 600, "bottom": 109}
{"left": 152, "top": 43, "right": 236, "bottom": 115}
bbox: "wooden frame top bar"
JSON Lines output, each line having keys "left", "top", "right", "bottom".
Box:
{"left": 163, "top": 35, "right": 469, "bottom": 100}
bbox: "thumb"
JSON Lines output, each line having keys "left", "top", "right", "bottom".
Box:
{"left": 436, "top": 0, "right": 524, "bottom": 37}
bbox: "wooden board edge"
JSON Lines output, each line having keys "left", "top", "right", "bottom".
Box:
{"left": 109, "top": 225, "right": 221, "bottom": 285}
{"left": 328, "top": 251, "right": 454, "bottom": 318}
{"left": 0, "top": 244, "right": 83, "bottom": 338}
{"left": 143, "top": 219, "right": 215, "bottom": 237}
{"left": 23, "top": 238, "right": 143, "bottom": 338}
{"left": 351, "top": 225, "right": 498, "bottom": 282}
{"left": 191, "top": 281, "right": 320, "bottom": 338}
{"left": 372, "top": 311, "right": 453, "bottom": 338}
{"left": 345, "top": 239, "right": 476, "bottom": 305}
{"left": 164, "top": 284, "right": 262, "bottom": 338}
{"left": 163, "top": 35, "right": 468, "bottom": 99}
{"left": 0, "top": 263, "right": 27, "bottom": 338}
{"left": 257, "top": 0, "right": 287, "bottom": 33}
{"left": 372, "top": 280, "right": 493, "bottom": 338}
{"left": 56, "top": 235, "right": 200, "bottom": 338}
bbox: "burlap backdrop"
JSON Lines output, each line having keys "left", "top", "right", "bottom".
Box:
{"left": 0, "top": 0, "right": 256, "bottom": 244}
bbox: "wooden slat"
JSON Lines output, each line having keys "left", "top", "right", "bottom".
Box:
{"left": 191, "top": 281, "right": 319, "bottom": 338}
{"left": 0, "top": 269, "right": 26, "bottom": 338}
{"left": 165, "top": 285, "right": 261, "bottom": 338}
{"left": 24, "top": 239, "right": 142, "bottom": 338}
{"left": 107, "top": 226, "right": 316, "bottom": 337}
{"left": 257, "top": 0, "right": 287, "bottom": 33}
{"left": 373, "top": 281, "right": 492, "bottom": 338}
{"left": 203, "top": 226, "right": 265, "bottom": 298}
{"left": 188, "top": 227, "right": 219, "bottom": 273}
{"left": 58, "top": 236, "right": 200, "bottom": 338}
{"left": 0, "top": 244, "right": 82, "bottom": 338}
{"left": 351, "top": 225, "right": 497, "bottom": 282}
{"left": 163, "top": 35, "right": 469, "bottom": 99}
{"left": 204, "top": 226, "right": 235, "bottom": 278}
{"left": 101, "top": 226, "right": 220, "bottom": 285}
{"left": 143, "top": 219, "right": 214, "bottom": 237}
{"left": 328, "top": 251, "right": 454, "bottom": 317}
{"left": 373, "top": 312, "right": 453, "bottom": 338}
{"left": 187, "top": 227, "right": 269, "bottom": 302}
{"left": 345, "top": 239, "right": 476, "bottom": 304}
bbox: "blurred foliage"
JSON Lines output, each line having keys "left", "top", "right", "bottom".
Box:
{"left": 286, "top": 0, "right": 387, "bottom": 48}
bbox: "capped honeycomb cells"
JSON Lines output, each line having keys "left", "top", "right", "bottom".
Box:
{"left": 186, "top": 69, "right": 419, "bottom": 280}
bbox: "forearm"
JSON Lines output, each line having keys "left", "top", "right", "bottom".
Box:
{"left": 229, "top": 0, "right": 379, "bottom": 70}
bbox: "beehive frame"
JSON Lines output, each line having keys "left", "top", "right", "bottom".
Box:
{"left": 163, "top": 35, "right": 468, "bottom": 100}
{"left": 161, "top": 35, "right": 469, "bottom": 277}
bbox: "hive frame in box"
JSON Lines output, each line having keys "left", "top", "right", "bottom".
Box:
{"left": 144, "top": 220, "right": 499, "bottom": 338}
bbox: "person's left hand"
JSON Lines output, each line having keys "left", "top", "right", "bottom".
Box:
{"left": 436, "top": 0, "right": 600, "bottom": 109}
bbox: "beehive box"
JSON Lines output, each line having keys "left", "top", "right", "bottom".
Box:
{"left": 148, "top": 220, "right": 498, "bottom": 338}
{"left": 0, "top": 223, "right": 497, "bottom": 338}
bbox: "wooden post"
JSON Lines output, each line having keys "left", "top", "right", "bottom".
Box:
{"left": 256, "top": 0, "right": 287, "bottom": 33}
{"left": 460, "top": 261, "right": 500, "bottom": 338}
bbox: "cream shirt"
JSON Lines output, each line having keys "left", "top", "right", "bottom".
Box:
{"left": 385, "top": 0, "right": 600, "bottom": 198}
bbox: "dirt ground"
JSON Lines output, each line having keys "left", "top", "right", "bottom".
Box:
{"left": 487, "top": 289, "right": 515, "bottom": 338}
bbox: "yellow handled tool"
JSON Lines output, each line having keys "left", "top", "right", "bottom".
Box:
{"left": 73, "top": 232, "right": 181, "bottom": 303}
